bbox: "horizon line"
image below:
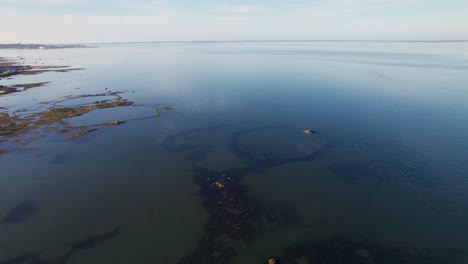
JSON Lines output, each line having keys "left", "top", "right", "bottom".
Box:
{"left": 3, "top": 39, "right": 468, "bottom": 45}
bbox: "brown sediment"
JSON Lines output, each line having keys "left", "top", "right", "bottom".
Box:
{"left": 31, "top": 65, "right": 71, "bottom": 70}
{"left": 66, "top": 128, "right": 99, "bottom": 141}
{"left": 0, "top": 82, "right": 51, "bottom": 97}
{"left": 104, "top": 120, "right": 126, "bottom": 126}
{"left": 35, "top": 101, "right": 133, "bottom": 125}
{"left": 0, "top": 113, "right": 29, "bottom": 136}
{"left": 0, "top": 86, "right": 18, "bottom": 95}
{"left": 11, "top": 82, "right": 50, "bottom": 90}
{"left": 20, "top": 68, "right": 84, "bottom": 76}
{"left": 0, "top": 149, "right": 10, "bottom": 154}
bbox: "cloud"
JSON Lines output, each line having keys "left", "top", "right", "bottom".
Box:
{"left": 0, "top": 0, "right": 466, "bottom": 43}
{"left": 214, "top": 5, "right": 270, "bottom": 14}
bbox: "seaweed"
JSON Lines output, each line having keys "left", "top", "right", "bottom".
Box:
{"left": 0, "top": 122, "right": 28, "bottom": 136}
{"left": 1, "top": 201, "right": 36, "bottom": 224}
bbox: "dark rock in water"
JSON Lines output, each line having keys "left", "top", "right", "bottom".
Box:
{"left": 1, "top": 201, "right": 36, "bottom": 224}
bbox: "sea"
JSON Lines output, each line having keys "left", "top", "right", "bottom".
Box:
{"left": 1, "top": 41, "right": 468, "bottom": 263}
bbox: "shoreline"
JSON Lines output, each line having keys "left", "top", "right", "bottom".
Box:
{"left": 0, "top": 44, "right": 96, "bottom": 50}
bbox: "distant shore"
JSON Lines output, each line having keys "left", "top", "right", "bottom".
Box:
{"left": 0, "top": 44, "right": 96, "bottom": 50}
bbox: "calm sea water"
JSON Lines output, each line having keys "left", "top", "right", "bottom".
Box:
{"left": 1, "top": 41, "right": 468, "bottom": 263}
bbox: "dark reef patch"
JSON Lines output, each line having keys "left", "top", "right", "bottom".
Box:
{"left": 178, "top": 166, "right": 256, "bottom": 264}
{"left": 175, "top": 126, "right": 328, "bottom": 264}
{"left": 0, "top": 227, "right": 121, "bottom": 264}
{"left": 1, "top": 201, "right": 36, "bottom": 224}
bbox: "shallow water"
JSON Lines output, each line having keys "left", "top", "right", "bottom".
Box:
{"left": 1, "top": 41, "right": 468, "bottom": 263}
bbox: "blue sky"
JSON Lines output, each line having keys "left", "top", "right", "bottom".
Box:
{"left": 1, "top": 0, "right": 467, "bottom": 43}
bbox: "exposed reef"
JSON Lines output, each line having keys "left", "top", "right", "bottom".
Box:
{"left": 0, "top": 66, "right": 32, "bottom": 78}
{"left": 1, "top": 56, "right": 83, "bottom": 81}
{"left": 0, "top": 91, "right": 169, "bottom": 153}
{"left": 0, "top": 56, "right": 173, "bottom": 154}
{"left": 0, "top": 82, "right": 50, "bottom": 96}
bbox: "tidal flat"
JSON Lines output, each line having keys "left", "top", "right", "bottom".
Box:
{"left": 1, "top": 42, "right": 468, "bottom": 263}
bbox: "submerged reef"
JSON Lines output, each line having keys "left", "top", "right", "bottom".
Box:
{"left": 0, "top": 227, "right": 120, "bottom": 264}
{"left": 178, "top": 166, "right": 256, "bottom": 264}
{"left": 174, "top": 126, "right": 329, "bottom": 264}
{"left": 167, "top": 125, "right": 467, "bottom": 264}
{"left": 1, "top": 201, "right": 36, "bottom": 224}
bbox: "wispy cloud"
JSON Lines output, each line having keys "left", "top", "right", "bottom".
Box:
{"left": 0, "top": 0, "right": 466, "bottom": 43}
{"left": 214, "top": 5, "right": 270, "bottom": 14}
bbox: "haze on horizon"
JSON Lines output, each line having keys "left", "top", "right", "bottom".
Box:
{"left": 1, "top": 0, "right": 467, "bottom": 44}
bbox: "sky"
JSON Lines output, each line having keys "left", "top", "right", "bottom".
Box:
{"left": 0, "top": 0, "right": 467, "bottom": 43}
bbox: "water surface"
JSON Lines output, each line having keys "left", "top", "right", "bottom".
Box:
{"left": 1, "top": 41, "right": 468, "bottom": 263}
